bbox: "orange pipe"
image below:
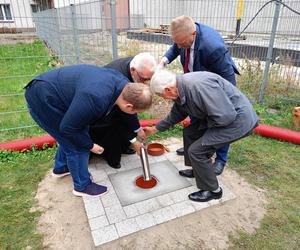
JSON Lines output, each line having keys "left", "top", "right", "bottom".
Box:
{"left": 1, "top": 119, "right": 299, "bottom": 151}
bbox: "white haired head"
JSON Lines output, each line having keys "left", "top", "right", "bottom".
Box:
{"left": 130, "top": 52, "right": 157, "bottom": 73}
{"left": 150, "top": 70, "right": 176, "bottom": 94}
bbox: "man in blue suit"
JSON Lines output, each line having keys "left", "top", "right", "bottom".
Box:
{"left": 159, "top": 15, "right": 239, "bottom": 176}
{"left": 25, "top": 65, "right": 152, "bottom": 197}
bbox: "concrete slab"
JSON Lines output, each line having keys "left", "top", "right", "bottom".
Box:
{"left": 109, "top": 160, "right": 192, "bottom": 206}
{"left": 84, "top": 141, "right": 237, "bottom": 247}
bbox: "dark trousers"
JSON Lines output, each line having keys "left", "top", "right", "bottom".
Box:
{"left": 89, "top": 107, "right": 136, "bottom": 167}
{"left": 183, "top": 121, "right": 256, "bottom": 191}
{"left": 183, "top": 122, "right": 227, "bottom": 191}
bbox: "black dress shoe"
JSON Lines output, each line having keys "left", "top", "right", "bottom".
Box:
{"left": 214, "top": 161, "right": 226, "bottom": 176}
{"left": 123, "top": 146, "right": 136, "bottom": 155}
{"left": 188, "top": 188, "right": 223, "bottom": 202}
{"left": 176, "top": 147, "right": 184, "bottom": 156}
{"left": 109, "top": 163, "right": 121, "bottom": 169}
{"left": 179, "top": 169, "right": 194, "bottom": 178}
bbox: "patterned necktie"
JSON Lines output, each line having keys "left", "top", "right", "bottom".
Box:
{"left": 183, "top": 48, "right": 190, "bottom": 73}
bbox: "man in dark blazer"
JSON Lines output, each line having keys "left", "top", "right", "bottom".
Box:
{"left": 25, "top": 65, "right": 152, "bottom": 197}
{"left": 159, "top": 15, "right": 239, "bottom": 176}
{"left": 89, "top": 53, "right": 157, "bottom": 168}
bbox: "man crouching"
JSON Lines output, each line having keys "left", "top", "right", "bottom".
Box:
{"left": 144, "top": 70, "right": 258, "bottom": 202}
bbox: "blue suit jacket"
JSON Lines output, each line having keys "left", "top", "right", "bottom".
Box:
{"left": 164, "top": 22, "right": 239, "bottom": 85}
{"left": 25, "top": 65, "right": 136, "bottom": 150}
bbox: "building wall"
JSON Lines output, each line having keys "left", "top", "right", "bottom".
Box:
{"left": 0, "top": 0, "right": 36, "bottom": 30}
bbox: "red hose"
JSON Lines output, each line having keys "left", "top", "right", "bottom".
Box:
{"left": 1, "top": 118, "right": 299, "bottom": 151}
{"left": 253, "top": 124, "right": 300, "bottom": 145}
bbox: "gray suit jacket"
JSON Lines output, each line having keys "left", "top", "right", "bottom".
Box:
{"left": 156, "top": 72, "right": 258, "bottom": 146}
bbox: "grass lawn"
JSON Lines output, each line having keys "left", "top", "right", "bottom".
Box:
{"left": 0, "top": 40, "right": 57, "bottom": 142}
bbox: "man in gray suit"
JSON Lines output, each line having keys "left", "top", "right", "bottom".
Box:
{"left": 144, "top": 70, "right": 258, "bottom": 202}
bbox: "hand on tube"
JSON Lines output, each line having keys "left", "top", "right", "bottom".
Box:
{"left": 137, "top": 128, "right": 147, "bottom": 141}
{"left": 131, "top": 140, "right": 144, "bottom": 156}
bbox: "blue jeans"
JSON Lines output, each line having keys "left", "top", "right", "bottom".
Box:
{"left": 190, "top": 116, "right": 229, "bottom": 164}
{"left": 27, "top": 105, "right": 91, "bottom": 191}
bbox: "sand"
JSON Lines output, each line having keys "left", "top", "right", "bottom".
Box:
{"left": 33, "top": 138, "right": 266, "bottom": 250}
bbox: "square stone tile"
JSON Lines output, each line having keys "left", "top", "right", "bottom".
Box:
{"left": 115, "top": 218, "right": 140, "bottom": 237}
{"left": 151, "top": 206, "right": 177, "bottom": 224}
{"left": 84, "top": 198, "right": 105, "bottom": 219}
{"left": 105, "top": 204, "right": 127, "bottom": 224}
{"left": 135, "top": 213, "right": 157, "bottom": 230}
{"left": 92, "top": 225, "right": 118, "bottom": 246}
{"left": 123, "top": 204, "right": 140, "bottom": 218}
{"left": 89, "top": 216, "right": 109, "bottom": 231}
{"left": 101, "top": 192, "right": 120, "bottom": 208}
{"left": 171, "top": 200, "right": 195, "bottom": 217}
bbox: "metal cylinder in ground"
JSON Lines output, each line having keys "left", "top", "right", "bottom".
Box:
{"left": 140, "top": 145, "right": 151, "bottom": 181}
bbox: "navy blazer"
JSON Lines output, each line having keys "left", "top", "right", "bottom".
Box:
{"left": 164, "top": 22, "right": 239, "bottom": 85}
{"left": 25, "top": 65, "right": 131, "bottom": 150}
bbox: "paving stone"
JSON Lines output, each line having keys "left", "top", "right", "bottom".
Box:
{"left": 165, "top": 152, "right": 184, "bottom": 163}
{"left": 151, "top": 206, "right": 177, "bottom": 224}
{"left": 155, "top": 193, "right": 174, "bottom": 207}
{"left": 101, "top": 192, "right": 120, "bottom": 207}
{"left": 104, "top": 166, "right": 118, "bottom": 175}
{"left": 135, "top": 213, "right": 157, "bottom": 230}
{"left": 84, "top": 198, "right": 105, "bottom": 219}
{"left": 92, "top": 225, "right": 118, "bottom": 246}
{"left": 135, "top": 198, "right": 161, "bottom": 215}
{"left": 89, "top": 215, "right": 109, "bottom": 231}
{"left": 152, "top": 154, "right": 167, "bottom": 162}
{"left": 123, "top": 204, "right": 140, "bottom": 218}
{"left": 115, "top": 218, "right": 140, "bottom": 237}
{"left": 105, "top": 204, "right": 127, "bottom": 224}
{"left": 82, "top": 196, "right": 101, "bottom": 205}
{"left": 98, "top": 178, "right": 115, "bottom": 194}
{"left": 90, "top": 168, "right": 107, "bottom": 183}
{"left": 171, "top": 200, "right": 195, "bottom": 217}
{"left": 169, "top": 187, "right": 190, "bottom": 203}
{"left": 190, "top": 200, "right": 210, "bottom": 211}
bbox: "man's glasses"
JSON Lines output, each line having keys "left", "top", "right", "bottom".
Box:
{"left": 136, "top": 71, "right": 151, "bottom": 82}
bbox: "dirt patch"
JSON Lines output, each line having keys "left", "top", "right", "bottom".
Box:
{"left": 34, "top": 137, "right": 267, "bottom": 250}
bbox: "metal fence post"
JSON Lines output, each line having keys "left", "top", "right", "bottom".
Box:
{"left": 259, "top": 0, "right": 281, "bottom": 104}
{"left": 71, "top": 4, "right": 80, "bottom": 64}
{"left": 110, "top": 0, "right": 118, "bottom": 59}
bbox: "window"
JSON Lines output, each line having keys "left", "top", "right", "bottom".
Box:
{"left": 0, "top": 4, "right": 12, "bottom": 21}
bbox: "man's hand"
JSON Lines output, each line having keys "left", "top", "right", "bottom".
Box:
{"left": 137, "top": 128, "right": 147, "bottom": 140}
{"left": 157, "top": 60, "right": 166, "bottom": 70}
{"left": 90, "top": 143, "right": 104, "bottom": 154}
{"left": 131, "top": 140, "right": 144, "bottom": 156}
{"left": 143, "top": 126, "right": 158, "bottom": 136}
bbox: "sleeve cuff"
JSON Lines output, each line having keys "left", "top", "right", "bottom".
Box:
{"left": 162, "top": 57, "right": 169, "bottom": 65}
{"left": 130, "top": 137, "right": 137, "bottom": 143}
{"left": 134, "top": 127, "right": 142, "bottom": 133}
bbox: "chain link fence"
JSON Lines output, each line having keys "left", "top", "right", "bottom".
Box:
{"left": 1, "top": 0, "right": 300, "bottom": 141}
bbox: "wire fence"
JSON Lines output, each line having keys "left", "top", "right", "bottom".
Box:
{"left": 1, "top": 0, "right": 300, "bottom": 141}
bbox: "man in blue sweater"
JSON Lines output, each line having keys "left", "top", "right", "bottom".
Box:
{"left": 159, "top": 16, "right": 239, "bottom": 176}
{"left": 25, "top": 65, "right": 152, "bottom": 197}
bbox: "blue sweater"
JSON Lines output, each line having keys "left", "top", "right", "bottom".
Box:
{"left": 25, "top": 64, "right": 130, "bottom": 150}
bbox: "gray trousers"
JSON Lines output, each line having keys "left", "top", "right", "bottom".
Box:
{"left": 183, "top": 122, "right": 228, "bottom": 191}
